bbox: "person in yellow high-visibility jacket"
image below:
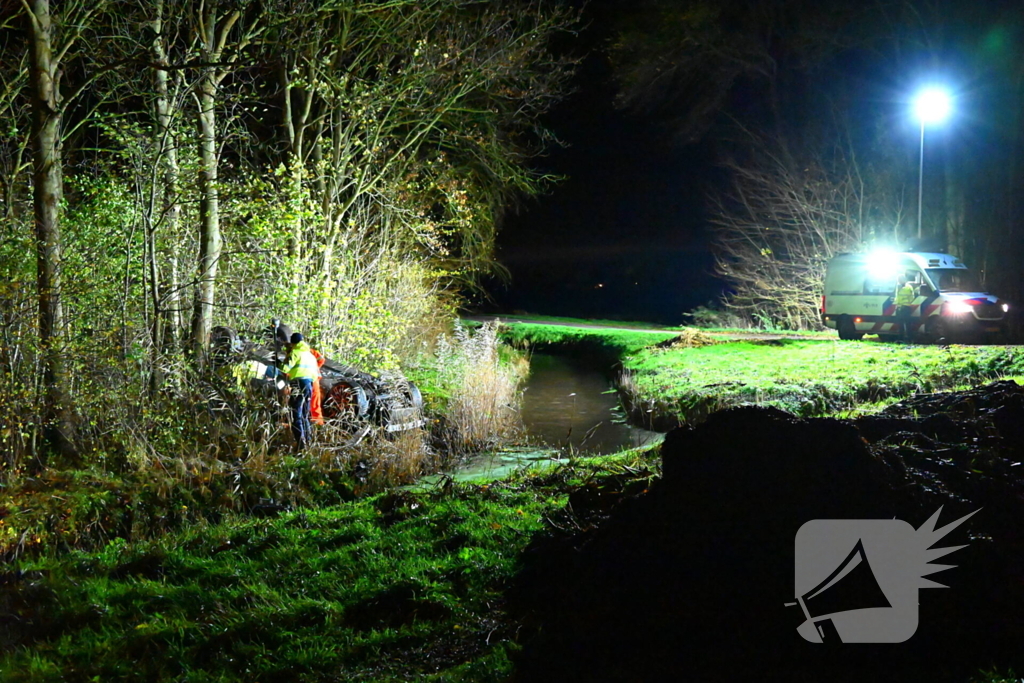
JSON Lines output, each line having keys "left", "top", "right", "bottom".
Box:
{"left": 281, "top": 332, "right": 319, "bottom": 449}
{"left": 894, "top": 274, "right": 917, "bottom": 343}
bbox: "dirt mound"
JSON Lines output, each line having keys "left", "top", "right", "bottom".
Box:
{"left": 510, "top": 384, "right": 1024, "bottom": 682}
{"left": 655, "top": 327, "right": 720, "bottom": 349}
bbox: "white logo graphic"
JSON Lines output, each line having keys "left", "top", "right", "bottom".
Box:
{"left": 789, "top": 507, "right": 978, "bottom": 643}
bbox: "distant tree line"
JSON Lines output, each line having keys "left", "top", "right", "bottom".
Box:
{"left": 610, "top": 0, "right": 1024, "bottom": 329}
{"left": 1, "top": 0, "right": 575, "bottom": 465}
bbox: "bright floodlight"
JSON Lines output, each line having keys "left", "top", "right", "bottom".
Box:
{"left": 867, "top": 249, "right": 901, "bottom": 280}
{"left": 914, "top": 87, "right": 952, "bottom": 125}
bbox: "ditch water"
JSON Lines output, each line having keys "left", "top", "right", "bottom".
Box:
{"left": 519, "top": 353, "right": 661, "bottom": 453}
{"left": 449, "top": 353, "right": 663, "bottom": 481}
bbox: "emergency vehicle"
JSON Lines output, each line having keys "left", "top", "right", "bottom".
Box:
{"left": 821, "top": 251, "right": 1008, "bottom": 341}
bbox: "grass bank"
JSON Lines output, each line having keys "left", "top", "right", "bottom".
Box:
{"left": 497, "top": 321, "right": 679, "bottom": 363}
{"left": 0, "top": 451, "right": 658, "bottom": 683}
{"left": 621, "top": 339, "right": 1024, "bottom": 426}
{"left": 479, "top": 313, "right": 679, "bottom": 330}
{"left": 498, "top": 321, "right": 1024, "bottom": 426}
{"left": 1, "top": 322, "right": 530, "bottom": 565}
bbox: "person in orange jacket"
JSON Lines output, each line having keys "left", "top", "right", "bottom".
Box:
{"left": 310, "top": 346, "right": 326, "bottom": 425}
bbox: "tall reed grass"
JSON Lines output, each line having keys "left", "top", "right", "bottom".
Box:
{"left": 430, "top": 321, "right": 527, "bottom": 454}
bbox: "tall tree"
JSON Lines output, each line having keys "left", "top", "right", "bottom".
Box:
{"left": 189, "top": 0, "right": 264, "bottom": 364}
{"left": 270, "top": 0, "right": 575, "bottom": 282}
{"left": 22, "top": 0, "right": 108, "bottom": 459}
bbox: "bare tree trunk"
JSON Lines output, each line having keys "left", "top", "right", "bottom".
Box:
{"left": 280, "top": 61, "right": 302, "bottom": 261}
{"left": 188, "top": 4, "right": 248, "bottom": 365}
{"left": 25, "top": 0, "right": 75, "bottom": 460}
{"left": 191, "top": 70, "right": 221, "bottom": 365}
{"left": 0, "top": 65, "right": 29, "bottom": 221}
{"left": 168, "top": 254, "right": 181, "bottom": 349}
{"left": 149, "top": 0, "right": 182, "bottom": 384}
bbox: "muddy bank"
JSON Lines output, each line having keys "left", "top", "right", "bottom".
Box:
{"left": 510, "top": 380, "right": 1024, "bottom": 682}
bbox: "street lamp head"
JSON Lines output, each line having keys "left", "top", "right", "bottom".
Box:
{"left": 913, "top": 87, "right": 952, "bottom": 125}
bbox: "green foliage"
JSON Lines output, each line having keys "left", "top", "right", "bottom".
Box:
{"left": 1, "top": 0, "right": 578, "bottom": 477}
{"left": 0, "top": 223, "right": 38, "bottom": 469}
{"left": 219, "top": 169, "right": 438, "bottom": 371}
{"left": 0, "top": 206, "right": 42, "bottom": 462}
{"left": 683, "top": 303, "right": 754, "bottom": 330}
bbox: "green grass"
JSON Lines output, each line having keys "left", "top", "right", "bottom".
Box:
{"left": 622, "top": 339, "right": 1024, "bottom": 421}
{"left": 481, "top": 313, "right": 831, "bottom": 336}
{"left": 0, "top": 451, "right": 659, "bottom": 683}
{"left": 497, "top": 321, "right": 680, "bottom": 359}
{"left": 6, "top": 316, "right": 1020, "bottom": 682}
{"left": 695, "top": 325, "right": 834, "bottom": 337}
{"left": 484, "top": 313, "right": 680, "bottom": 330}
{"left": 490, "top": 320, "right": 1024, "bottom": 423}
{"left": 4, "top": 490, "right": 537, "bottom": 681}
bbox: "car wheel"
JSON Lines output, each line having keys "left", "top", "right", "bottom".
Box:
{"left": 837, "top": 316, "right": 863, "bottom": 341}
{"left": 324, "top": 380, "right": 370, "bottom": 420}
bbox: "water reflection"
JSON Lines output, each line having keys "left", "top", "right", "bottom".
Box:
{"left": 520, "top": 353, "right": 661, "bottom": 453}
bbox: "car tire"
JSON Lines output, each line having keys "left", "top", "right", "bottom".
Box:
{"left": 837, "top": 316, "right": 863, "bottom": 341}
{"left": 324, "top": 380, "right": 370, "bottom": 420}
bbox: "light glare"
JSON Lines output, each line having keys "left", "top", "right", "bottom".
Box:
{"left": 945, "top": 301, "right": 973, "bottom": 314}
{"left": 867, "top": 249, "right": 901, "bottom": 280}
{"left": 914, "top": 87, "right": 952, "bottom": 125}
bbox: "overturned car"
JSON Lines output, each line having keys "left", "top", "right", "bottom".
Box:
{"left": 211, "top": 321, "right": 425, "bottom": 433}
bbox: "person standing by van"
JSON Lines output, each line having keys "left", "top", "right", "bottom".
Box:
{"left": 895, "top": 274, "right": 917, "bottom": 343}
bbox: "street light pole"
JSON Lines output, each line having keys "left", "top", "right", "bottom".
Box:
{"left": 918, "top": 119, "right": 925, "bottom": 239}
{"left": 912, "top": 86, "right": 951, "bottom": 242}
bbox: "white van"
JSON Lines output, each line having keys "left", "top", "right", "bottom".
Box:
{"left": 821, "top": 251, "right": 1008, "bottom": 341}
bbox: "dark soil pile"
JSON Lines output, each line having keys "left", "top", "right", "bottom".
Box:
{"left": 510, "top": 381, "right": 1024, "bottom": 683}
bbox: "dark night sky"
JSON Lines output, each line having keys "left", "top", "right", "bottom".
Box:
{"left": 474, "top": 0, "right": 1024, "bottom": 323}
{"left": 478, "top": 2, "right": 723, "bottom": 324}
